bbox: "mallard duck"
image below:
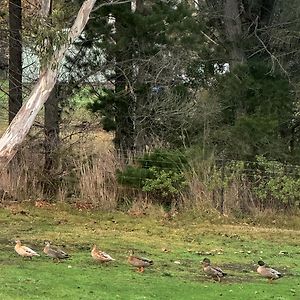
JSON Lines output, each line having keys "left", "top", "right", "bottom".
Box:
{"left": 128, "top": 250, "right": 153, "bottom": 273}
{"left": 14, "top": 240, "right": 40, "bottom": 259}
{"left": 91, "top": 245, "right": 115, "bottom": 263}
{"left": 257, "top": 260, "right": 282, "bottom": 283}
{"left": 43, "top": 241, "right": 69, "bottom": 262}
{"left": 202, "top": 258, "right": 227, "bottom": 282}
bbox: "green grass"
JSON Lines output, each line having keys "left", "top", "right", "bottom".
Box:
{"left": 0, "top": 203, "right": 299, "bottom": 299}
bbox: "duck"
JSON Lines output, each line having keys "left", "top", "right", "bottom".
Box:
{"left": 202, "top": 258, "right": 227, "bottom": 282}
{"left": 128, "top": 250, "right": 153, "bottom": 273}
{"left": 43, "top": 241, "right": 69, "bottom": 262}
{"left": 257, "top": 260, "right": 282, "bottom": 283}
{"left": 14, "top": 240, "right": 40, "bottom": 259}
{"left": 91, "top": 245, "right": 115, "bottom": 263}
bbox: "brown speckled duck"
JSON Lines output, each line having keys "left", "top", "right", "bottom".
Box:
{"left": 91, "top": 245, "right": 115, "bottom": 263}
{"left": 43, "top": 241, "right": 69, "bottom": 262}
{"left": 14, "top": 240, "right": 40, "bottom": 259}
{"left": 202, "top": 258, "right": 227, "bottom": 282}
{"left": 128, "top": 250, "right": 153, "bottom": 273}
{"left": 257, "top": 261, "right": 282, "bottom": 283}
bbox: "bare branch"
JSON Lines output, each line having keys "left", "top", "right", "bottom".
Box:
{"left": 254, "top": 16, "right": 289, "bottom": 77}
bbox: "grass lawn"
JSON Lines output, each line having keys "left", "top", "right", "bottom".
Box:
{"left": 0, "top": 203, "right": 299, "bottom": 299}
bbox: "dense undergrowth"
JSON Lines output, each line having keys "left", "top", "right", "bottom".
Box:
{"left": 1, "top": 141, "right": 299, "bottom": 219}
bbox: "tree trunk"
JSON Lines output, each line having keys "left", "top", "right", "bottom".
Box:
{"left": 224, "top": 0, "right": 245, "bottom": 67}
{"left": 44, "top": 84, "right": 60, "bottom": 172}
{"left": 9, "top": 0, "right": 22, "bottom": 123}
{"left": 114, "top": 59, "right": 135, "bottom": 152}
{"left": 43, "top": 83, "right": 61, "bottom": 196}
{"left": 41, "top": 0, "right": 61, "bottom": 184}
{"left": 114, "top": 2, "right": 135, "bottom": 152}
{"left": 0, "top": 0, "right": 97, "bottom": 170}
{"left": 135, "top": 0, "right": 145, "bottom": 13}
{"left": 133, "top": 0, "right": 146, "bottom": 151}
{"left": 40, "top": 0, "right": 52, "bottom": 16}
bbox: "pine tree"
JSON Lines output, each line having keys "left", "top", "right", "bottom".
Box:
{"left": 70, "top": 1, "right": 204, "bottom": 151}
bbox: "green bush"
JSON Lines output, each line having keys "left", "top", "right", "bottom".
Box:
{"left": 138, "top": 149, "right": 188, "bottom": 170}
{"left": 116, "top": 166, "right": 152, "bottom": 188}
{"left": 116, "top": 149, "right": 188, "bottom": 204}
{"left": 254, "top": 155, "right": 300, "bottom": 207}
{"left": 142, "top": 167, "right": 187, "bottom": 197}
{"left": 206, "top": 160, "right": 246, "bottom": 191}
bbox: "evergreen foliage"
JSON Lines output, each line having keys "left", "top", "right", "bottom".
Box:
{"left": 211, "top": 62, "right": 296, "bottom": 161}
{"left": 117, "top": 149, "right": 188, "bottom": 204}
{"left": 70, "top": 1, "right": 204, "bottom": 150}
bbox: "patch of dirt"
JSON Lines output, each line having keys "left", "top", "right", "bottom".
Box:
{"left": 74, "top": 201, "right": 95, "bottom": 211}
{"left": 34, "top": 200, "right": 54, "bottom": 208}
{"left": 222, "top": 262, "right": 256, "bottom": 272}
{"left": 182, "top": 270, "right": 257, "bottom": 284}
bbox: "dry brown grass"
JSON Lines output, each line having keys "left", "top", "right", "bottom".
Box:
{"left": 183, "top": 172, "right": 214, "bottom": 211}
{"left": 75, "top": 149, "right": 118, "bottom": 210}
{"left": 0, "top": 124, "right": 299, "bottom": 221}
{"left": 1, "top": 150, "right": 44, "bottom": 201}
{"left": 0, "top": 128, "right": 116, "bottom": 203}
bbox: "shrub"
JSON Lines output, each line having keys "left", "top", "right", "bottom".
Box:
{"left": 254, "top": 155, "right": 300, "bottom": 207}
{"left": 142, "top": 167, "right": 187, "bottom": 197}
{"left": 116, "top": 149, "right": 188, "bottom": 206}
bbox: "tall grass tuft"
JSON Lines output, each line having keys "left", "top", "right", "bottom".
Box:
{"left": 75, "top": 150, "right": 118, "bottom": 210}
{"left": 1, "top": 149, "right": 44, "bottom": 201}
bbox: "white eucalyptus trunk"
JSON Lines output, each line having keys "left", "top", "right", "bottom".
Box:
{"left": 0, "top": 0, "right": 97, "bottom": 169}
